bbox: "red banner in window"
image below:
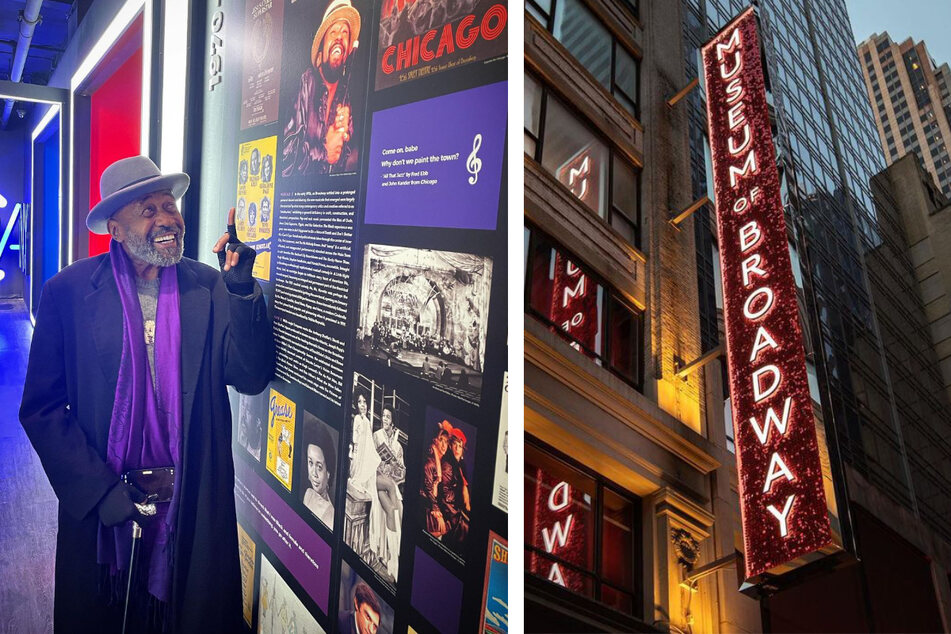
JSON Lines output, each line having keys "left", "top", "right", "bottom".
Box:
{"left": 527, "top": 467, "right": 589, "bottom": 593}
{"left": 702, "top": 8, "right": 832, "bottom": 581}
{"left": 550, "top": 252, "right": 599, "bottom": 353}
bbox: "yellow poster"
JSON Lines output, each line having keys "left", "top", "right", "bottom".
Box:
{"left": 235, "top": 135, "right": 277, "bottom": 281}
{"left": 266, "top": 388, "right": 296, "bottom": 490}
{"left": 237, "top": 522, "right": 256, "bottom": 627}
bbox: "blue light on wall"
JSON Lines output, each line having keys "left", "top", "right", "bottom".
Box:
{"left": 0, "top": 202, "right": 20, "bottom": 284}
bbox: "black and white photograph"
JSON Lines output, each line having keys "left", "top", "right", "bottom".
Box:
{"left": 344, "top": 372, "right": 409, "bottom": 588}
{"left": 298, "top": 410, "right": 338, "bottom": 531}
{"left": 355, "top": 244, "right": 494, "bottom": 405}
{"left": 237, "top": 392, "right": 267, "bottom": 462}
{"left": 262, "top": 154, "right": 274, "bottom": 182}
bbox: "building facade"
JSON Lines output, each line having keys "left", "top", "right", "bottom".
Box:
{"left": 525, "top": 0, "right": 760, "bottom": 630}
{"left": 857, "top": 32, "right": 951, "bottom": 197}
{"left": 525, "top": 0, "right": 951, "bottom": 631}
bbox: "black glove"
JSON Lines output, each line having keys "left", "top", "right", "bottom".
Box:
{"left": 217, "top": 221, "right": 257, "bottom": 295}
{"left": 98, "top": 481, "right": 147, "bottom": 527}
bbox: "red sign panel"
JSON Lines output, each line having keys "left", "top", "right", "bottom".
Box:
{"left": 702, "top": 8, "right": 832, "bottom": 580}
{"left": 550, "top": 252, "right": 599, "bottom": 353}
{"left": 526, "top": 468, "right": 591, "bottom": 594}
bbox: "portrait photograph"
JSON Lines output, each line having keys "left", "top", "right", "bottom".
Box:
{"left": 339, "top": 560, "right": 394, "bottom": 634}
{"left": 278, "top": 0, "right": 372, "bottom": 180}
{"left": 298, "top": 410, "right": 339, "bottom": 531}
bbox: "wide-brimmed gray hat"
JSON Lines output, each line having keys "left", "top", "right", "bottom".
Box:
{"left": 86, "top": 155, "right": 189, "bottom": 234}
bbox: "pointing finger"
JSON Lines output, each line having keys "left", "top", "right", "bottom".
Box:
{"left": 227, "top": 207, "right": 238, "bottom": 242}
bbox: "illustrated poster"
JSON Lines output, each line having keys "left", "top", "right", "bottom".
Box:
{"left": 481, "top": 532, "right": 508, "bottom": 633}
{"left": 266, "top": 387, "right": 296, "bottom": 490}
{"left": 235, "top": 136, "right": 277, "bottom": 281}
{"left": 258, "top": 553, "right": 325, "bottom": 634}
{"left": 376, "top": 0, "right": 508, "bottom": 90}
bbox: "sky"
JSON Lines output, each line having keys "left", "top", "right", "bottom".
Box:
{"left": 844, "top": 0, "right": 951, "bottom": 68}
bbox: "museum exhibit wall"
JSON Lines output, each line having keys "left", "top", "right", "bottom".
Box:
{"left": 195, "top": 0, "right": 509, "bottom": 632}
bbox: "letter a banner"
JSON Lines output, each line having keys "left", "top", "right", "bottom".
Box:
{"left": 702, "top": 7, "right": 833, "bottom": 582}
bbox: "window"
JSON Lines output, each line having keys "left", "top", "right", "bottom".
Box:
{"left": 526, "top": 0, "right": 640, "bottom": 117}
{"left": 525, "top": 226, "right": 644, "bottom": 388}
{"left": 525, "top": 74, "right": 543, "bottom": 156}
{"left": 541, "top": 98, "right": 611, "bottom": 217}
{"left": 525, "top": 440, "right": 642, "bottom": 616}
{"left": 525, "top": 76, "right": 641, "bottom": 246}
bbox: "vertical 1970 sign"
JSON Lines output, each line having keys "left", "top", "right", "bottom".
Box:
{"left": 702, "top": 8, "right": 832, "bottom": 580}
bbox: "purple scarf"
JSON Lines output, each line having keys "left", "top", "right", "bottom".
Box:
{"left": 97, "top": 240, "right": 183, "bottom": 603}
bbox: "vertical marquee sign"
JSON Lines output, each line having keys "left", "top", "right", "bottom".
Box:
{"left": 702, "top": 8, "right": 833, "bottom": 581}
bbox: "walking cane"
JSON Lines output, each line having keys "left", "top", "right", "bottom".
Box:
{"left": 122, "top": 503, "right": 157, "bottom": 634}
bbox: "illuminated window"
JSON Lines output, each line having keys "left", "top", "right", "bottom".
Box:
{"left": 525, "top": 440, "right": 642, "bottom": 616}
{"left": 541, "top": 98, "right": 611, "bottom": 218}
{"left": 525, "top": 77, "right": 642, "bottom": 247}
{"left": 526, "top": 0, "right": 640, "bottom": 118}
{"left": 525, "top": 225, "right": 644, "bottom": 388}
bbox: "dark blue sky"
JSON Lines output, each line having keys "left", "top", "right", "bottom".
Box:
{"left": 845, "top": 0, "right": 951, "bottom": 68}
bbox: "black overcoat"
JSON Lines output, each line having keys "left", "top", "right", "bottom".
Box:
{"left": 19, "top": 254, "right": 274, "bottom": 632}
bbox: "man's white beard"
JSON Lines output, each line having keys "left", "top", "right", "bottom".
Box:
{"left": 125, "top": 229, "right": 184, "bottom": 267}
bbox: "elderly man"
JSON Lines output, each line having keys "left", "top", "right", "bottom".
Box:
{"left": 19, "top": 155, "right": 274, "bottom": 632}
{"left": 282, "top": 0, "right": 362, "bottom": 176}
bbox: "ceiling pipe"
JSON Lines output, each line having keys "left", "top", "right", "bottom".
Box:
{"left": 2, "top": 0, "right": 44, "bottom": 128}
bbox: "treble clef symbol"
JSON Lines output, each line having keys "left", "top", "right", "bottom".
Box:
{"left": 467, "top": 134, "right": 483, "bottom": 185}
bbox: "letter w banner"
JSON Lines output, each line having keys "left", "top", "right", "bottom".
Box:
{"left": 702, "top": 7, "right": 833, "bottom": 581}
{"left": 526, "top": 468, "right": 587, "bottom": 592}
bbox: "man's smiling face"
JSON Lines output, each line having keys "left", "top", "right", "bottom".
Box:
{"left": 322, "top": 19, "right": 351, "bottom": 75}
{"left": 108, "top": 190, "right": 185, "bottom": 269}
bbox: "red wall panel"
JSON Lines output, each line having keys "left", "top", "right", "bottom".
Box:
{"left": 88, "top": 46, "right": 142, "bottom": 257}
